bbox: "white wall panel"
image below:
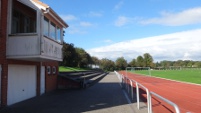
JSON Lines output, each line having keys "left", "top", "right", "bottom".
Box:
{"left": 7, "top": 35, "right": 39, "bottom": 56}
{"left": 40, "top": 66, "right": 45, "bottom": 95}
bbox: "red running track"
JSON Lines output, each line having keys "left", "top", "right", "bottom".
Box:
{"left": 119, "top": 71, "right": 201, "bottom": 113}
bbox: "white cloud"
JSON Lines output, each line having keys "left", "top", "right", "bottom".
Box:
{"left": 114, "top": 1, "right": 124, "bottom": 10}
{"left": 87, "top": 29, "right": 201, "bottom": 62}
{"left": 140, "top": 7, "right": 201, "bottom": 26}
{"left": 60, "top": 14, "right": 77, "bottom": 21}
{"left": 67, "top": 26, "right": 87, "bottom": 34}
{"left": 103, "top": 39, "right": 113, "bottom": 43}
{"left": 80, "top": 22, "right": 93, "bottom": 27}
{"left": 88, "top": 11, "right": 103, "bottom": 17}
{"left": 115, "top": 16, "right": 136, "bottom": 27}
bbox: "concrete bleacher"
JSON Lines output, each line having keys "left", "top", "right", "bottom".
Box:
{"left": 58, "top": 70, "right": 108, "bottom": 89}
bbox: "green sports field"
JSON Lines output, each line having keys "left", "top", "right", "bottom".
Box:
{"left": 129, "top": 69, "right": 201, "bottom": 84}
{"left": 59, "top": 66, "right": 88, "bottom": 72}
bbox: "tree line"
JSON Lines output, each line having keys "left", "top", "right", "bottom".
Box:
{"left": 60, "top": 42, "right": 93, "bottom": 68}
{"left": 60, "top": 42, "right": 201, "bottom": 71}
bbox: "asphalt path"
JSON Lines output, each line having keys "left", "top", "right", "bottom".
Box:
{"left": 0, "top": 72, "right": 147, "bottom": 113}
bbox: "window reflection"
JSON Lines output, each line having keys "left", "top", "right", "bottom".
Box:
{"left": 43, "top": 17, "right": 49, "bottom": 36}
{"left": 11, "top": 1, "right": 36, "bottom": 34}
{"left": 43, "top": 17, "right": 62, "bottom": 43}
{"left": 57, "top": 27, "right": 61, "bottom": 42}
{"left": 50, "top": 22, "right": 56, "bottom": 40}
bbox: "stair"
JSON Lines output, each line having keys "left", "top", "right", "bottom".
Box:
{"left": 58, "top": 70, "right": 108, "bottom": 89}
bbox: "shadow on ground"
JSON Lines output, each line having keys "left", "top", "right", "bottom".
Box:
{"left": 0, "top": 73, "right": 147, "bottom": 113}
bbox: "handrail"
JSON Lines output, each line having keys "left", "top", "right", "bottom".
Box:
{"left": 137, "top": 82, "right": 151, "bottom": 113}
{"left": 150, "top": 92, "right": 180, "bottom": 113}
{"left": 114, "top": 71, "right": 180, "bottom": 113}
{"left": 121, "top": 74, "right": 151, "bottom": 113}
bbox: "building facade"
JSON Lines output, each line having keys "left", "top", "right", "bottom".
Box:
{"left": 0, "top": 0, "right": 68, "bottom": 106}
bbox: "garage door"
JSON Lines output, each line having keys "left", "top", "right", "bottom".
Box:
{"left": 7, "top": 65, "right": 36, "bottom": 105}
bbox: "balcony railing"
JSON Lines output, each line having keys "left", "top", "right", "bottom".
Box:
{"left": 7, "top": 34, "right": 62, "bottom": 61}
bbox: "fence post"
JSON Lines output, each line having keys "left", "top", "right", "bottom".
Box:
{"left": 122, "top": 76, "right": 124, "bottom": 88}
{"left": 149, "top": 93, "right": 152, "bottom": 113}
{"left": 130, "top": 80, "right": 133, "bottom": 100}
{"left": 136, "top": 82, "right": 140, "bottom": 109}
{"left": 127, "top": 78, "right": 130, "bottom": 93}
{"left": 146, "top": 89, "right": 151, "bottom": 113}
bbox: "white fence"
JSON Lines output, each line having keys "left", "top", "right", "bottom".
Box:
{"left": 114, "top": 71, "right": 180, "bottom": 113}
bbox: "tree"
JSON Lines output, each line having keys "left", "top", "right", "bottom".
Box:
{"left": 100, "top": 58, "right": 115, "bottom": 71}
{"left": 60, "top": 42, "right": 78, "bottom": 67}
{"left": 187, "top": 62, "right": 193, "bottom": 67}
{"left": 194, "top": 61, "right": 201, "bottom": 68}
{"left": 136, "top": 55, "right": 144, "bottom": 67}
{"left": 129, "top": 59, "right": 136, "bottom": 67}
{"left": 91, "top": 56, "right": 100, "bottom": 66}
{"left": 115, "top": 57, "right": 127, "bottom": 70}
{"left": 75, "top": 47, "right": 92, "bottom": 68}
{"left": 143, "top": 53, "right": 153, "bottom": 67}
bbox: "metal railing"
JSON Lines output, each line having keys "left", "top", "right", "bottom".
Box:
{"left": 114, "top": 71, "right": 180, "bottom": 113}
{"left": 150, "top": 92, "right": 180, "bottom": 113}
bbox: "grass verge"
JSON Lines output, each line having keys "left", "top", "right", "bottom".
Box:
{"left": 59, "top": 66, "right": 88, "bottom": 72}
{"left": 130, "top": 70, "right": 201, "bottom": 84}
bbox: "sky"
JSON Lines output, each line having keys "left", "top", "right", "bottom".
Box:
{"left": 41, "top": 0, "right": 201, "bottom": 62}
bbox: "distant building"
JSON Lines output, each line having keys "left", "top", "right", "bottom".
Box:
{"left": 88, "top": 64, "right": 100, "bottom": 69}
{"left": 0, "top": 0, "right": 68, "bottom": 106}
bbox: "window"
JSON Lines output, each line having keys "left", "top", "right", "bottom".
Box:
{"left": 43, "top": 17, "right": 62, "bottom": 43}
{"left": 11, "top": 1, "right": 36, "bottom": 34}
{"left": 47, "top": 66, "right": 51, "bottom": 74}
{"left": 43, "top": 17, "right": 49, "bottom": 36}
{"left": 52, "top": 66, "right": 56, "bottom": 74}
{"left": 57, "top": 27, "right": 61, "bottom": 42}
{"left": 50, "top": 22, "right": 56, "bottom": 39}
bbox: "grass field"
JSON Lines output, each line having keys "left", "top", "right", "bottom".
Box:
{"left": 129, "top": 69, "right": 201, "bottom": 84}
{"left": 59, "top": 66, "right": 88, "bottom": 72}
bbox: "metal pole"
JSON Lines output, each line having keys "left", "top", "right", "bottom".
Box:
{"left": 146, "top": 89, "right": 151, "bottom": 113}
{"left": 136, "top": 82, "right": 139, "bottom": 109}
{"left": 130, "top": 80, "right": 133, "bottom": 100}
{"left": 149, "top": 67, "right": 151, "bottom": 76}
{"left": 127, "top": 78, "right": 130, "bottom": 93}
{"left": 149, "top": 93, "right": 152, "bottom": 113}
{"left": 138, "top": 84, "right": 151, "bottom": 113}
{"left": 150, "top": 92, "right": 180, "bottom": 113}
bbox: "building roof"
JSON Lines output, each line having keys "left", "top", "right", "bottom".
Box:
{"left": 32, "top": 0, "right": 68, "bottom": 28}
{"left": 32, "top": 0, "right": 49, "bottom": 8}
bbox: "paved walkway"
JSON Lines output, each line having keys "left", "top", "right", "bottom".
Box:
{"left": 0, "top": 72, "right": 147, "bottom": 113}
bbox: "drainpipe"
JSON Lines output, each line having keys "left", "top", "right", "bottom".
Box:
{"left": 43, "top": 8, "right": 49, "bottom": 14}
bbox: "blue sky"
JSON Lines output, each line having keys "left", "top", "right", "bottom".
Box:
{"left": 41, "top": 0, "right": 201, "bottom": 62}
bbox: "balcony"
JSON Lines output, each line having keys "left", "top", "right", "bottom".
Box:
{"left": 7, "top": 34, "right": 63, "bottom": 61}
{"left": 6, "top": 0, "right": 67, "bottom": 62}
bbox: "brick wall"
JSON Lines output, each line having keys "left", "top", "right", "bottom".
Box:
{"left": 43, "top": 61, "right": 59, "bottom": 92}
{"left": 0, "top": 0, "right": 8, "bottom": 107}
{"left": 0, "top": 0, "right": 60, "bottom": 107}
